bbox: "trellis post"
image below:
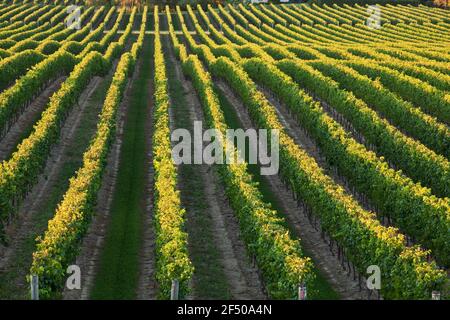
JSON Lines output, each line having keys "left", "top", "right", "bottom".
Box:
{"left": 432, "top": 291, "right": 441, "bottom": 300}
{"left": 171, "top": 279, "right": 179, "bottom": 300}
{"left": 298, "top": 283, "right": 307, "bottom": 300}
{"left": 31, "top": 275, "right": 39, "bottom": 300}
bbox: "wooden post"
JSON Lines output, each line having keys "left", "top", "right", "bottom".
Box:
{"left": 31, "top": 275, "right": 39, "bottom": 300}
{"left": 298, "top": 283, "right": 307, "bottom": 300}
{"left": 432, "top": 291, "right": 441, "bottom": 300}
{"left": 170, "top": 279, "right": 179, "bottom": 300}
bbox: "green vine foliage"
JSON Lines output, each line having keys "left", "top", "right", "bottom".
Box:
{"left": 181, "top": 53, "right": 315, "bottom": 299}
{"left": 208, "top": 56, "right": 446, "bottom": 299}
{"left": 153, "top": 6, "right": 194, "bottom": 299}
{"left": 29, "top": 7, "right": 146, "bottom": 299}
